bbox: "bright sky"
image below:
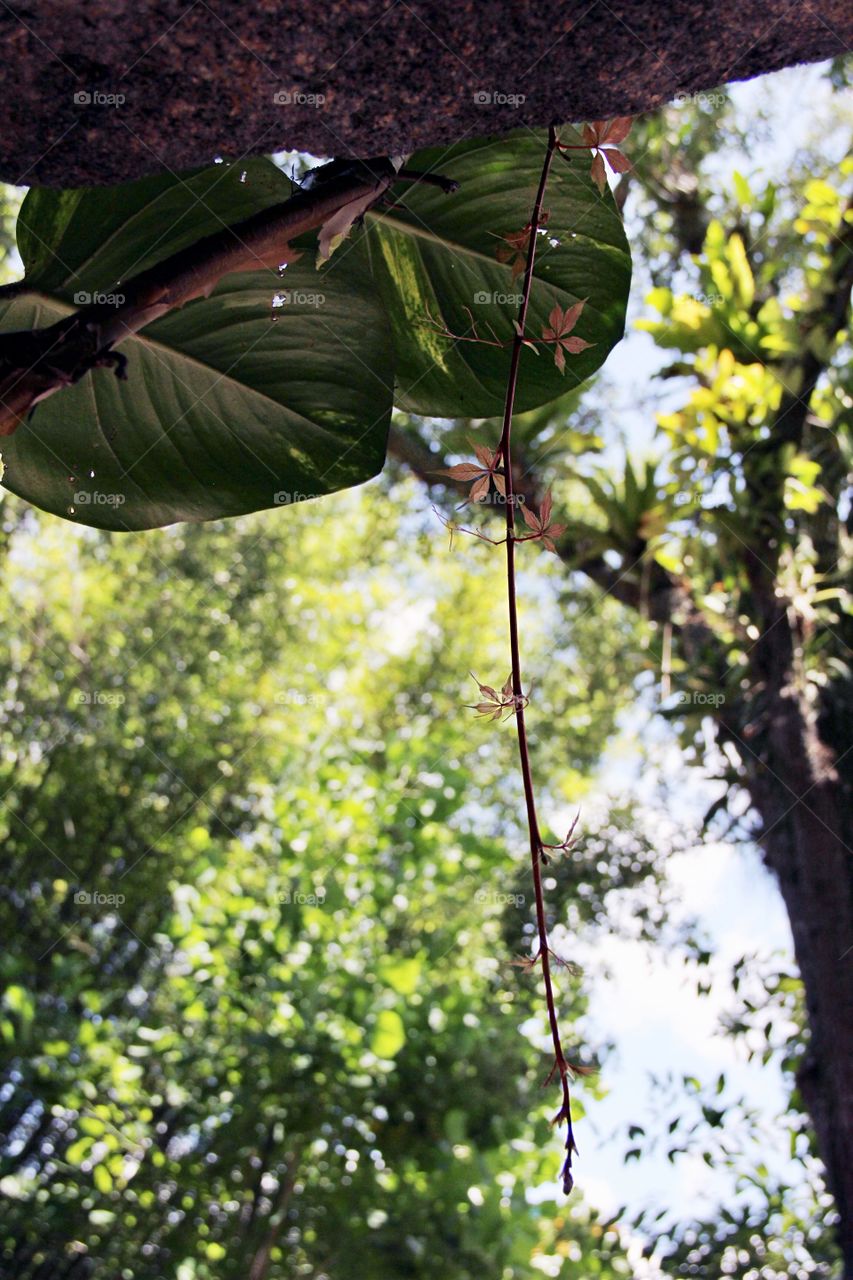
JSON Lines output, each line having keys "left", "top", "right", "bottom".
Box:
{"left": 572, "top": 739, "right": 793, "bottom": 1225}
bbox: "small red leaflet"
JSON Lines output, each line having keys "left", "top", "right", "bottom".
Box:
{"left": 466, "top": 672, "right": 526, "bottom": 721}
{"left": 519, "top": 490, "right": 567, "bottom": 554}
{"left": 541, "top": 301, "right": 593, "bottom": 373}
{"left": 434, "top": 442, "right": 505, "bottom": 503}
{"left": 580, "top": 118, "right": 633, "bottom": 193}
{"left": 496, "top": 211, "right": 550, "bottom": 280}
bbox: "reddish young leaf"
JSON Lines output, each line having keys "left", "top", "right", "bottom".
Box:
{"left": 473, "top": 442, "right": 497, "bottom": 469}
{"left": 434, "top": 444, "right": 505, "bottom": 503}
{"left": 542, "top": 301, "right": 585, "bottom": 342}
{"left": 473, "top": 674, "right": 499, "bottom": 699}
{"left": 521, "top": 502, "right": 541, "bottom": 533}
{"left": 590, "top": 151, "right": 607, "bottom": 193}
{"left": 496, "top": 225, "right": 532, "bottom": 280}
{"left": 603, "top": 147, "right": 631, "bottom": 175}
{"left": 541, "top": 300, "right": 593, "bottom": 372}
{"left": 561, "top": 335, "right": 592, "bottom": 355}
{"left": 466, "top": 671, "right": 518, "bottom": 721}
{"left": 469, "top": 475, "right": 490, "bottom": 503}
{"left": 602, "top": 116, "right": 632, "bottom": 145}
{"left": 542, "top": 531, "right": 566, "bottom": 555}
{"left": 561, "top": 810, "right": 581, "bottom": 849}
{"left": 495, "top": 213, "right": 550, "bottom": 280}
{"left": 518, "top": 490, "right": 567, "bottom": 554}
{"left": 571, "top": 117, "right": 633, "bottom": 194}
{"left": 435, "top": 462, "right": 487, "bottom": 481}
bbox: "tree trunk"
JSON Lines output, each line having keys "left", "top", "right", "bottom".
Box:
{"left": 247, "top": 1149, "right": 301, "bottom": 1280}
{"left": 742, "top": 599, "right": 853, "bottom": 1273}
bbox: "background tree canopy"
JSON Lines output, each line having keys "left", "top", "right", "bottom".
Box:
{"left": 0, "top": 58, "right": 851, "bottom": 1280}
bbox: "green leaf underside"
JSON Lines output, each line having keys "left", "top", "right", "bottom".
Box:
{"left": 0, "top": 132, "right": 632, "bottom": 529}
{"left": 16, "top": 158, "right": 295, "bottom": 294}
{"left": 363, "top": 127, "right": 631, "bottom": 417}
{"left": 0, "top": 160, "right": 394, "bottom": 530}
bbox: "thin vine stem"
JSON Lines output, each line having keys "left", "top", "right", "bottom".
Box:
{"left": 496, "top": 123, "right": 577, "bottom": 1191}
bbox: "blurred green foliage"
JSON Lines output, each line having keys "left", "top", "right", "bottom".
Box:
{"left": 0, "top": 487, "right": 646, "bottom": 1277}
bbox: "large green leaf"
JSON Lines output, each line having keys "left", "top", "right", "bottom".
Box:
{"left": 0, "top": 134, "right": 632, "bottom": 530}
{"left": 15, "top": 158, "right": 292, "bottom": 294}
{"left": 0, "top": 160, "right": 394, "bottom": 530}
{"left": 363, "top": 127, "right": 631, "bottom": 417}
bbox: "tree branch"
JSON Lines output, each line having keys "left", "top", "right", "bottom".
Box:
{"left": 387, "top": 421, "right": 702, "bottom": 623}
{"left": 0, "top": 157, "right": 403, "bottom": 436}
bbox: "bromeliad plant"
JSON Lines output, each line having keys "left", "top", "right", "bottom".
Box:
{"left": 0, "top": 121, "right": 632, "bottom": 1192}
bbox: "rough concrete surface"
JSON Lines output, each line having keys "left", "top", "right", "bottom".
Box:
{"left": 0, "top": 1, "right": 849, "bottom": 187}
